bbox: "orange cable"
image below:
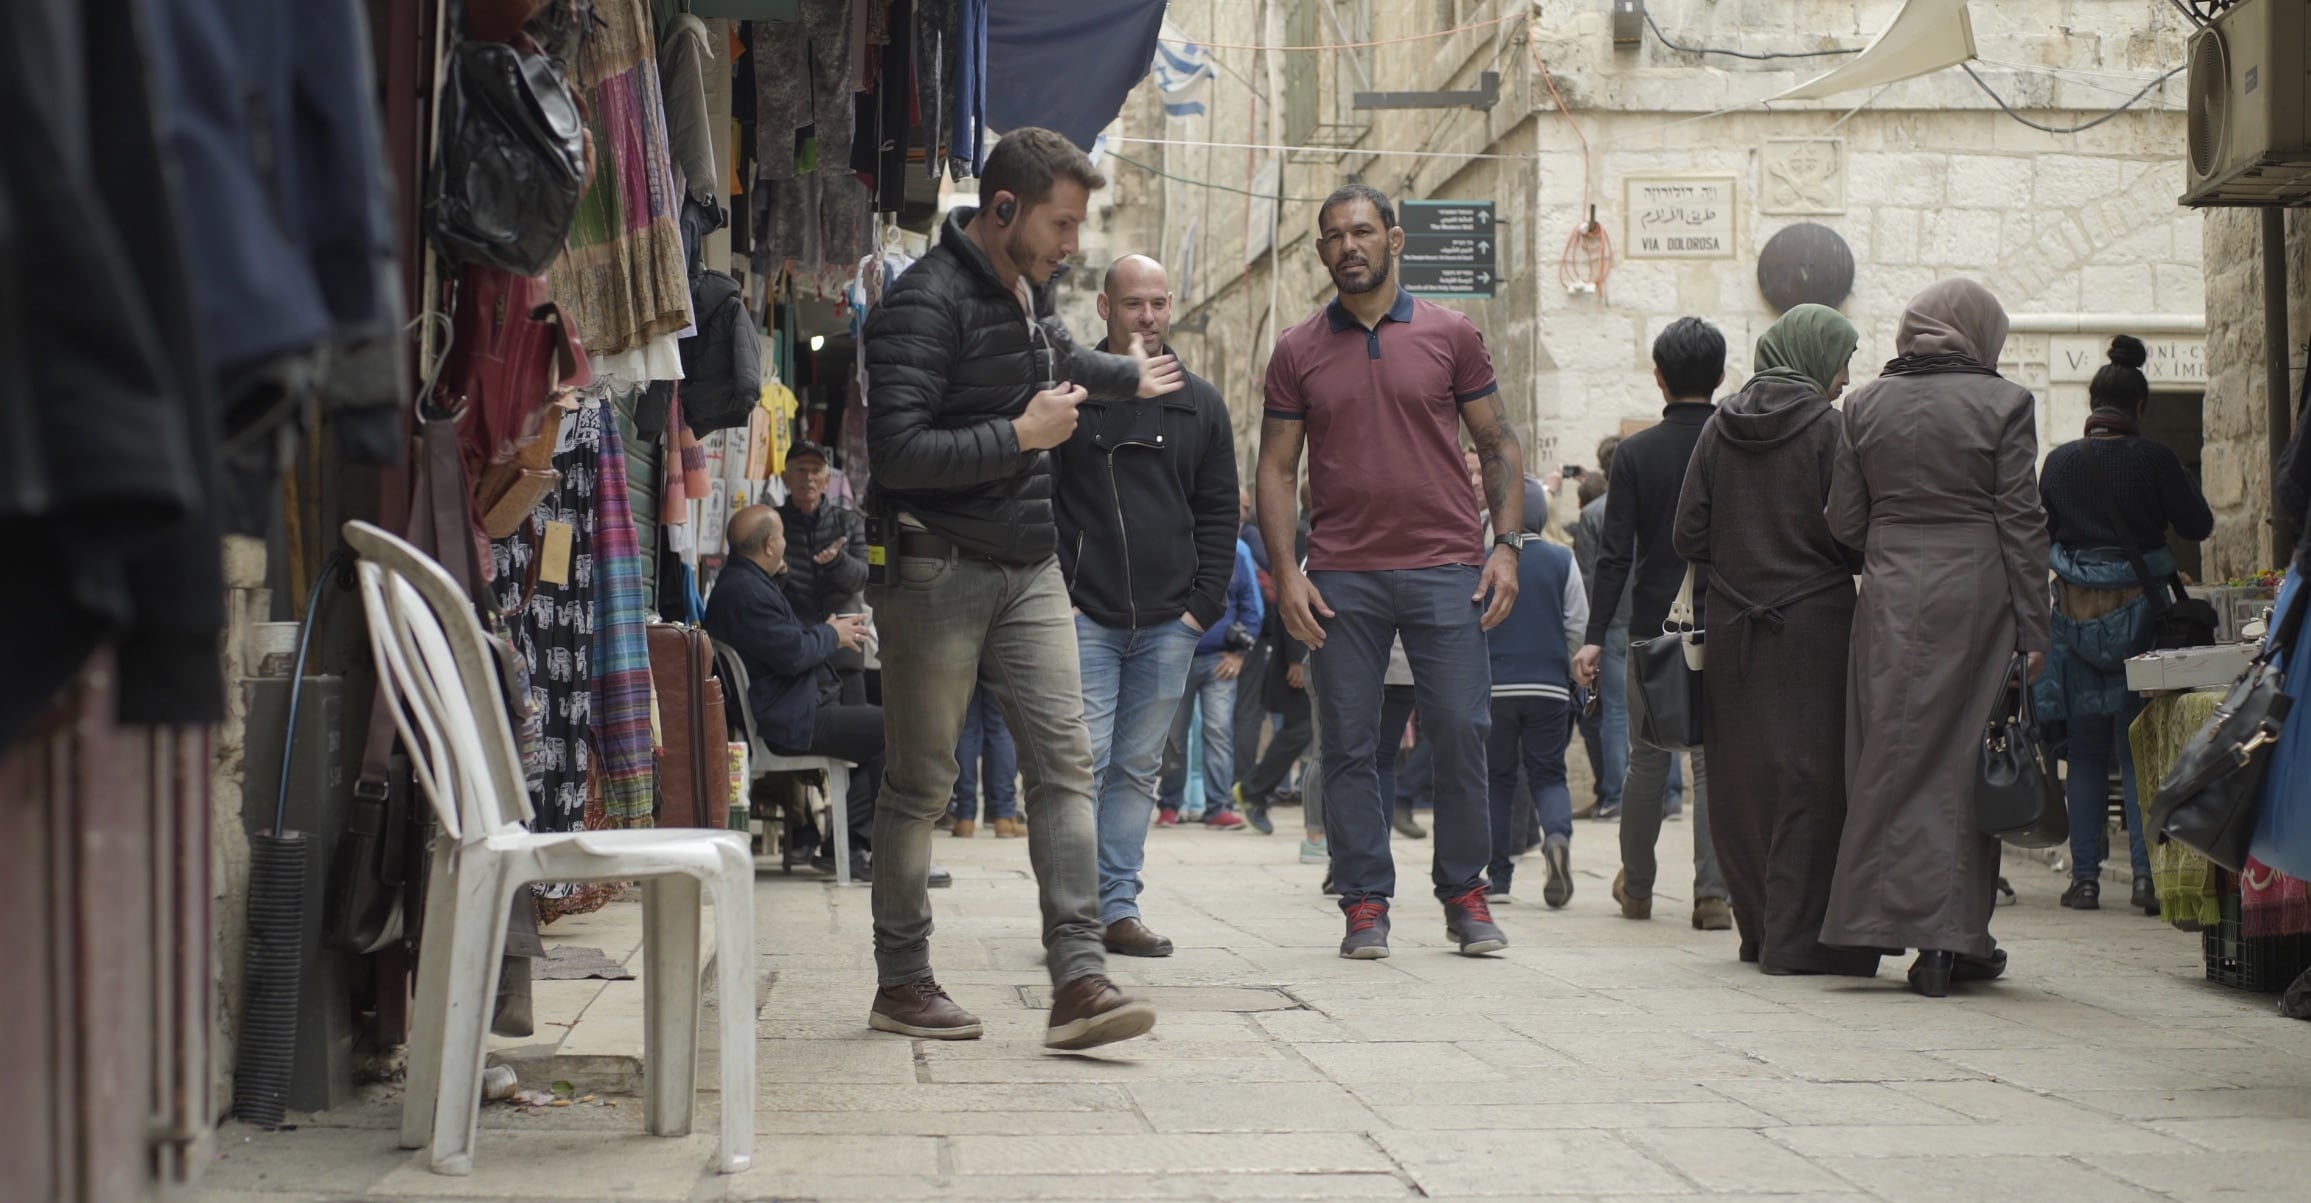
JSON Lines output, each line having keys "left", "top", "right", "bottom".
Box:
{"left": 1527, "top": 10, "right": 1613, "bottom": 298}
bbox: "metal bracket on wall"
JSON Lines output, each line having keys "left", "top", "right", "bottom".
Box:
{"left": 1353, "top": 71, "right": 1500, "bottom": 112}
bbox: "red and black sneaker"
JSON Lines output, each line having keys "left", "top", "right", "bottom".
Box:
{"left": 1338, "top": 898, "right": 1391, "bottom": 959}
{"left": 1443, "top": 886, "right": 1508, "bottom": 956}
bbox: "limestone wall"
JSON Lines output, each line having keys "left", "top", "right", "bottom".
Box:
{"left": 1094, "top": 0, "right": 2204, "bottom": 502}
{"left": 2199, "top": 208, "right": 2308, "bottom": 579}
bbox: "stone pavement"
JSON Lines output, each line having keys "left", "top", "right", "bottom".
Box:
{"left": 203, "top": 809, "right": 2311, "bottom": 1202}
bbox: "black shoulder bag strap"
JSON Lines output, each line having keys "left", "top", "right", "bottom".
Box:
{"left": 2076, "top": 439, "right": 2176, "bottom": 613}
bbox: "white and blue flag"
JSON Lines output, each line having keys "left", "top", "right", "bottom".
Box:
{"left": 1152, "top": 22, "right": 1215, "bottom": 118}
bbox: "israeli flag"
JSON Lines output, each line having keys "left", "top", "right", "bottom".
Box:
{"left": 1153, "top": 22, "right": 1215, "bottom": 119}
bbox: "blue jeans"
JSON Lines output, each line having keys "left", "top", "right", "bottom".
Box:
{"left": 2065, "top": 696, "right": 2151, "bottom": 882}
{"left": 1307, "top": 566, "right": 1493, "bottom": 907}
{"left": 948, "top": 686, "right": 1017, "bottom": 820}
{"left": 1489, "top": 695, "right": 1573, "bottom": 889}
{"left": 1077, "top": 614, "right": 1203, "bottom": 923}
{"left": 1160, "top": 651, "right": 1238, "bottom": 813}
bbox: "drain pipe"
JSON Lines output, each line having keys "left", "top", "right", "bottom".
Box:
{"left": 2264, "top": 206, "right": 2296, "bottom": 566}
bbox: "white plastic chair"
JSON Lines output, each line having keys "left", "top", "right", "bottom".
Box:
{"left": 342, "top": 521, "right": 754, "bottom": 1176}
{"left": 709, "top": 640, "right": 858, "bottom": 886}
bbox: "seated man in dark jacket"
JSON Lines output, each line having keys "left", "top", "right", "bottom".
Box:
{"left": 706, "top": 504, "right": 879, "bottom": 875}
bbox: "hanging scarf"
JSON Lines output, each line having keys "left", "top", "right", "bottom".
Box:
{"left": 589, "top": 397, "right": 657, "bottom": 827}
{"left": 1752, "top": 303, "right": 1859, "bottom": 397}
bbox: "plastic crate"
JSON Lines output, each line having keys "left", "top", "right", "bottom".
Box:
{"left": 2202, "top": 889, "right": 2311, "bottom": 992}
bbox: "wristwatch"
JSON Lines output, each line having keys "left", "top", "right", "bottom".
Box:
{"left": 1493, "top": 532, "right": 1529, "bottom": 554}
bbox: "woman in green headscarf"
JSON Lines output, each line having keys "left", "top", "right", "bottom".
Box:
{"left": 1670, "top": 303, "right": 1879, "bottom": 979}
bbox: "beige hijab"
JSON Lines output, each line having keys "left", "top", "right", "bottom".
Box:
{"left": 1895, "top": 278, "right": 2009, "bottom": 365}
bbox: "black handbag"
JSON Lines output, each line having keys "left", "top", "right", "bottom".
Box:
{"left": 1973, "top": 654, "right": 2069, "bottom": 848}
{"left": 1628, "top": 567, "right": 1705, "bottom": 753}
{"left": 428, "top": 36, "right": 588, "bottom": 277}
{"left": 2148, "top": 582, "right": 2307, "bottom": 871}
{"left": 2078, "top": 442, "right": 2219, "bottom": 649}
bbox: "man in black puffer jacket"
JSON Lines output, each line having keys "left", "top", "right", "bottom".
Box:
{"left": 860, "top": 128, "right": 1180, "bottom": 1053}
{"left": 1052, "top": 253, "right": 1239, "bottom": 960}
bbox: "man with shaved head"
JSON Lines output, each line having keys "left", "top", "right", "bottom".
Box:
{"left": 1052, "top": 253, "right": 1240, "bottom": 958}
{"left": 705, "top": 504, "right": 881, "bottom": 875}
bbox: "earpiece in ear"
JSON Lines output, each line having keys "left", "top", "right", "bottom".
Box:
{"left": 995, "top": 199, "right": 1017, "bottom": 225}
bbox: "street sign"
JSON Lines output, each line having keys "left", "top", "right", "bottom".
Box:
{"left": 1398, "top": 201, "right": 1496, "bottom": 298}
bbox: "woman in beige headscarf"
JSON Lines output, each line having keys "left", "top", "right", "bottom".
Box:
{"left": 1819, "top": 279, "right": 2051, "bottom": 997}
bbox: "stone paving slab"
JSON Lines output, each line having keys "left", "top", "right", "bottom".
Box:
{"left": 202, "top": 811, "right": 2311, "bottom": 1202}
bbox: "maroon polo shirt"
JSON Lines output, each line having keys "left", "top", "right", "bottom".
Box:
{"left": 1263, "top": 289, "right": 1499, "bottom": 573}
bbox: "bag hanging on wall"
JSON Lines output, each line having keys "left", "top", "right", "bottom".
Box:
{"left": 428, "top": 35, "right": 587, "bottom": 277}
{"left": 2149, "top": 573, "right": 2308, "bottom": 872}
{"left": 1628, "top": 566, "right": 1705, "bottom": 753}
{"left": 1972, "top": 653, "right": 2069, "bottom": 848}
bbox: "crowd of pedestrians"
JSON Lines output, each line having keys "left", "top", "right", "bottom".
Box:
{"left": 713, "top": 126, "right": 2219, "bottom": 1051}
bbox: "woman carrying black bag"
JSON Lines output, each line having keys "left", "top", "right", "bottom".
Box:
{"left": 2037, "top": 337, "right": 2215, "bottom": 915}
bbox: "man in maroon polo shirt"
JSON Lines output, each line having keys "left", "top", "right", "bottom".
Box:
{"left": 1255, "top": 183, "right": 1529, "bottom": 960}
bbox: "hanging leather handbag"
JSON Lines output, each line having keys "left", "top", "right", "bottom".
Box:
{"left": 2148, "top": 580, "right": 2307, "bottom": 872}
{"left": 1627, "top": 566, "right": 1705, "bottom": 753}
{"left": 428, "top": 34, "right": 588, "bottom": 277}
{"left": 1972, "top": 653, "right": 2069, "bottom": 848}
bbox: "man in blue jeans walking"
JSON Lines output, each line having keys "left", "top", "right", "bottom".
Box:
{"left": 1055, "top": 253, "right": 1241, "bottom": 958}
{"left": 1158, "top": 490, "right": 1266, "bottom": 828}
{"left": 1257, "top": 183, "right": 1529, "bottom": 960}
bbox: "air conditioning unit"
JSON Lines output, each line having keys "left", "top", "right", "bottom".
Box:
{"left": 2182, "top": 0, "right": 2311, "bottom": 206}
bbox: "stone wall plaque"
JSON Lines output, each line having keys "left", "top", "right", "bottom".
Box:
{"left": 1759, "top": 138, "right": 1845, "bottom": 215}
{"left": 1623, "top": 175, "right": 1737, "bottom": 259}
{"left": 2049, "top": 334, "right": 2207, "bottom": 387}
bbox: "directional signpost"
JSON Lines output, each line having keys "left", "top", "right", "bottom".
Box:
{"left": 1398, "top": 200, "right": 1497, "bottom": 299}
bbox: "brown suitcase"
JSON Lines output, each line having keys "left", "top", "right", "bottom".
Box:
{"left": 647, "top": 622, "right": 727, "bottom": 827}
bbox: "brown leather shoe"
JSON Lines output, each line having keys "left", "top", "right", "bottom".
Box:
{"left": 868, "top": 977, "right": 984, "bottom": 1040}
{"left": 950, "top": 819, "right": 976, "bottom": 839}
{"left": 1102, "top": 917, "right": 1175, "bottom": 957}
{"left": 1612, "top": 870, "right": 1652, "bottom": 920}
{"left": 1044, "top": 975, "right": 1156, "bottom": 1050}
{"left": 1692, "top": 897, "right": 1734, "bottom": 931}
{"left": 993, "top": 817, "right": 1027, "bottom": 839}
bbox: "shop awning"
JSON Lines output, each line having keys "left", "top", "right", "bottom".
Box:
{"left": 1774, "top": 0, "right": 1976, "bottom": 101}
{"left": 986, "top": 0, "right": 1167, "bottom": 151}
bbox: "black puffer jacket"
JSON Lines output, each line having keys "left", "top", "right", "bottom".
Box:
{"left": 863, "top": 207, "right": 1139, "bottom": 563}
{"left": 1054, "top": 343, "right": 1238, "bottom": 631}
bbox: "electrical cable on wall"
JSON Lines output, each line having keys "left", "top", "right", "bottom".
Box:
{"left": 1526, "top": 10, "right": 1612, "bottom": 298}
{"left": 1109, "top": 151, "right": 1328, "bottom": 203}
{"left": 1959, "top": 61, "right": 2185, "bottom": 135}
{"left": 1643, "top": 10, "right": 1863, "bottom": 61}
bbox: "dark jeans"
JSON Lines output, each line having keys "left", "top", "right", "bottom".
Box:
{"left": 1231, "top": 638, "right": 1275, "bottom": 794}
{"left": 948, "top": 685, "right": 1018, "bottom": 820}
{"left": 771, "top": 702, "right": 883, "bottom": 846}
{"left": 1373, "top": 685, "right": 1417, "bottom": 811}
{"left": 2065, "top": 696, "right": 2151, "bottom": 882}
{"left": 1243, "top": 678, "right": 1312, "bottom": 801}
{"left": 1488, "top": 695, "right": 1573, "bottom": 888}
{"left": 1307, "top": 566, "right": 1492, "bottom": 907}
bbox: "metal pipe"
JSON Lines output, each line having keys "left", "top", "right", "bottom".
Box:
{"left": 2264, "top": 206, "right": 2295, "bottom": 566}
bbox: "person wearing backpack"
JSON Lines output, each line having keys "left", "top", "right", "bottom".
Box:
{"left": 2037, "top": 336, "right": 2214, "bottom": 915}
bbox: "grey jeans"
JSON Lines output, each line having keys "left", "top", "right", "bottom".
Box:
{"left": 867, "top": 552, "right": 1105, "bottom": 989}
{"left": 1619, "top": 742, "right": 1724, "bottom": 901}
